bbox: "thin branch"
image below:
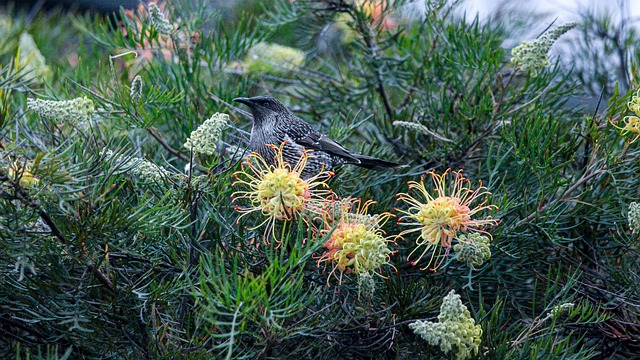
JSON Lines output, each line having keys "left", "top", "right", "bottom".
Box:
{"left": 146, "top": 127, "right": 189, "bottom": 161}
{"left": 517, "top": 159, "right": 605, "bottom": 226}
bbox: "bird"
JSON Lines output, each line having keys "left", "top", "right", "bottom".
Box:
{"left": 233, "top": 95, "right": 404, "bottom": 179}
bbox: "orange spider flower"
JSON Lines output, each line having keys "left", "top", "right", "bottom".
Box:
{"left": 232, "top": 143, "right": 334, "bottom": 244}
{"left": 396, "top": 169, "right": 498, "bottom": 271}
{"left": 318, "top": 198, "right": 395, "bottom": 284}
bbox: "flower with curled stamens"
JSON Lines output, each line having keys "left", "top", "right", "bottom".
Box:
{"left": 396, "top": 169, "right": 498, "bottom": 271}
{"left": 611, "top": 88, "right": 640, "bottom": 144}
{"left": 318, "top": 198, "right": 395, "bottom": 284}
{"left": 6, "top": 160, "right": 39, "bottom": 188}
{"left": 232, "top": 142, "right": 334, "bottom": 244}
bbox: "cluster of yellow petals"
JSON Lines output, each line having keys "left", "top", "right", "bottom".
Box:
{"left": 232, "top": 143, "right": 333, "bottom": 243}
{"left": 255, "top": 167, "right": 309, "bottom": 221}
{"left": 6, "top": 161, "right": 40, "bottom": 188}
{"left": 318, "top": 198, "right": 395, "bottom": 283}
{"left": 233, "top": 143, "right": 499, "bottom": 278}
{"left": 396, "top": 169, "right": 498, "bottom": 270}
{"left": 611, "top": 89, "right": 640, "bottom": 144}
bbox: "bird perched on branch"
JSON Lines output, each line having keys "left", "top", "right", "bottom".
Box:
{"left": 233, "top": 95, "right": 404, "bottom": 178}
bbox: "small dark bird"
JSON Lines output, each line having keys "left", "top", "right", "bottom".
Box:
{"left": 233, "top": 95, "right": 403, "bottom": 178}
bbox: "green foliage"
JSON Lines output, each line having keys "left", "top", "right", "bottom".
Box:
{"left": 1, "top": 0, "right": 639, "bottom": 359}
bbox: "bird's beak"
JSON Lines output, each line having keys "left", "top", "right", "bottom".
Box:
{"left": 233, "top": 97, "right": 253, "bottom": 106}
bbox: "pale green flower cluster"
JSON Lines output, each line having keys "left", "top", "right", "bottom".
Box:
{"left": 511, "top": 22, "right": 577, "bottom": 77}
{"left": 628, "top": 202, "right": 640, "bottom": 236}
{"left": 328, "top": 198, "right": 381, "bottom": 226}
{"left": 393, "top": 120, "right": 453, "bottom": 142}
{"left": 27, "top": 97, "right": 95, "bottom": 126}
{"left": 148, "top": 2, "right": 172, "bottom": 36}
{"left": 18, "top": 32, "right": 51, "bottom": 83}
{"left": 393, "top": 120, "right": 433, "bottom": 135}
{"left": 224, "top": 144, "right": 249, "bottom": 161}
{"left": 409, "top": 290, "right": 482, "bottom": 360}
{"left": 358, "top": 271, "right": 376, "bottom": 300}
{"left": 346, "top": 230, "right": 393, "bottom": 274}
{"left": 101, "top": 149, "right": 169, "bottom": 183}
{"left": 243, "top": 42, "right": 305, "bottom": 76}
{"left": 454, "top": 233, "right": 491, "bottom": 268}
{"left": 548, "top": 302, "right": 575, "bottom": 319}
{"left": 130, "top": 75, "right": 143, "bottom": 104}
{"left": 184, "top": 113, "right": 229, "bottom": 155}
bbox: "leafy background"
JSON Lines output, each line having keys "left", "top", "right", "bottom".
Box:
{"left": 0, "top": 0, "right": 639, "bottom": 358}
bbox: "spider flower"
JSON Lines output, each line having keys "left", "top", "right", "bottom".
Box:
{"left": 7, "top": 161, "right": 39, "bottom": 187}
{"left": 396, "top": 169, "right": 498, "bottom": 270}
{"left": 101, "top": 149, "right": 170, "bottom": 183}
{"left": 232, "top": 143, "right": 334, "bottom": 243}
{"left": 611, "top": 88, "right": 640, "bottom": 144}
{"left": 27, "top": 96, "right": 95, "bottom": 126}
{"left": 318, "top": 198, "right": 395, "bottom": 283}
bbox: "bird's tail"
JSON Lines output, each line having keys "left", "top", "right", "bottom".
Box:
{"left": 352, "top": 155, "right": 407, "bottom": 170}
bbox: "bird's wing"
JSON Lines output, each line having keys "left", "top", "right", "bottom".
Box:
{"left": 294, "top": 130, "right": 360, "bottom": 163}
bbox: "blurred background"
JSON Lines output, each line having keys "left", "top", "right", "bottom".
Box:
{"left": 2, "top": 1, "right": 640, "bottom": 358}
{"left": 2, "top": 0, "right": 637, "bottom": 101}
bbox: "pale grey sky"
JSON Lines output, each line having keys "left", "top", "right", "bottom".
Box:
{"left": 462, "top": 0, "right": 640, "bottom": 22}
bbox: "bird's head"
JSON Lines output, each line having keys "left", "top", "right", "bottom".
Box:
{"left": 233, "top": 96, "right": 292, "bottom": 126}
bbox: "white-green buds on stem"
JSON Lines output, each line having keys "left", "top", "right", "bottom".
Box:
{"left": 27, "top": 97, "right": 95, "bottom": 126}
{"left": 148, "top": 2, "right": 173, "bottom": 36}
{"left": 410, "top": 290, "right": 482, "bottom": 360}
{"left": 511, "top": 22, "right": 578, "bottom": 77}
{"left": 628, "top": 202, "right": 640, "bottom": 236}
{"left": 392, "top": 120, "right": 453, "bottom": 143}
{"left": 454, "top": 233, "right": 491, "bottom": 268}
{"left": 130, "top": 75, "right": 143, "bottom": 104}
{"left": 184, "top": 113, "right": 229, "bottom": 155}
{"left": 101, "top": 149, "right": 169, "bottom": 183}
{"left": 547, "top": 302, "right": 575, "bottom": 319}
{"left": 357, "top": 271, "right": 376, "bottom": 301}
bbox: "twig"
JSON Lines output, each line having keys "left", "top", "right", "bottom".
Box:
{"left": 517, "top": 160, "right": 605, "bottom": 226}
{"left": 6, "top": 176, "right": 116, "bottom": 292}
{"left": 146, "top": 127, "right": 189, "bottom": 161}
{"left": 349, "top": 5, "right": 394, "bottom": 121}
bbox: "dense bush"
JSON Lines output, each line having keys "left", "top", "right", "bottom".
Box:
{"left": 1, "top": 0, "right": 639, "bottom": 358}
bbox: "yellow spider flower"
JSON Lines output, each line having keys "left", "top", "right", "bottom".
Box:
{"left": 318, "top": 198, "right": 395, "bottom": 284}
{"left": 232, "top": 142, "right": 334, "bottom": 244}
{"left": 396, "top": 169, "right": 498, "bottom": 271}
{"left": 611, "top": 89, "right": 640, "bottom": 144}
{"left": 7, "top": 161, "right": 39, "bottom": 188}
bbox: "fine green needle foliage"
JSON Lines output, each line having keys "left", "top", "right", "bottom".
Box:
{"left": 1, "top": 0, "right": 639, "bottom": 359}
